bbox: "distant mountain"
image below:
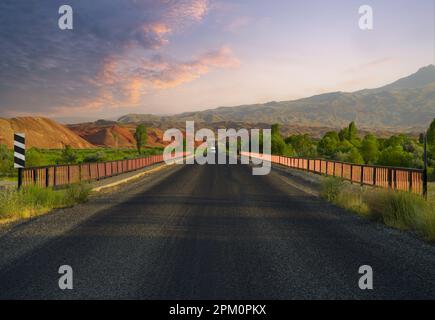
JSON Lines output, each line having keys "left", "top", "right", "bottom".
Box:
{"left": 0, "top": 117, "right": 94, "bottom": 149}
{"left": 117, "top": 114, "right": 164, "bottom": 124}
{"left": 118, "top": 65, "right": 435, "bottom": 131}
{"left": 369, "top": 65, "right": 435, "bottom": 92}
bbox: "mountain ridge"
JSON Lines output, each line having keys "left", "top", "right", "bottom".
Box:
{"left": 118, "top": 65, "right": 435, "bottom": 130}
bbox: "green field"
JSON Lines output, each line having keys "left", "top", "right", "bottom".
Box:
{"left": 0, "top": 146, "right": 163, "bottom": 180}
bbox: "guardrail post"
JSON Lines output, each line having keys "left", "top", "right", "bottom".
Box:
{"left": 18, "top": 168, "right": 23, "bottom": 189}
{"left": 408, "top": 171, "right": 413, "bottom": 193}
{"left": 46, "top": 167, "right": 50, "bottom": 188}
{"left": 423, "top": 170, "right": 428, "bottom": 199}
{"left": 33, "top": 168, "right": 37, "bottom": 186}
{"left": 387, "top": 168, "right": 392, "bottom": 190}
{"left": 53, "top": 166, "right": 57, "bottom": 187}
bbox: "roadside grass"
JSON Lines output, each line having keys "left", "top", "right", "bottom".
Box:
{"left": 0, "top": 176, "right": 17, "bottom": 182}
{"left": 0, "top": 184, "right": 91, "bottom": 223}
{"left": 429, "top": 182, "right": 435, "bottom": 201}
{"left": 320, "top": 177, "right": 435, "bottom": 242}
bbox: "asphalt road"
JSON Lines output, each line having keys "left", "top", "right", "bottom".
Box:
{"left": 1, "top": 161, "right": 435, "bottom": 299}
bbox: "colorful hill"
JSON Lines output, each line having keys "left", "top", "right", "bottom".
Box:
{"left": 0, "top": 117, "right": 94, "bottom": 149}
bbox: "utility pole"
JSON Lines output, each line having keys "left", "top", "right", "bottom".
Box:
{"left": 423, "top": 133, "right": 428, "bottom": 200}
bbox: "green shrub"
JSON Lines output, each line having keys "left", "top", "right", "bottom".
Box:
{"left": 320, "top": 177, "right": 344, "bottom": 202}
{"left": 0, "top": 144, "right": 14, "bottom": 177}
{"left": 363, "top": 190, "right": 426, "bottom": 230}
{"left": 335, "top": 187, "right": 369, "bottom": 216}
{"left": 64, "top": 183, "right": 91, "bottom": 205}
{"left": 83, "top": 151, "right": 106, "bottom": 163}
{"left": 420, "top": 203, "right": 435, "bottom": 242}
{"left": 60, "top": 145, "right": 78, "bottom": 164}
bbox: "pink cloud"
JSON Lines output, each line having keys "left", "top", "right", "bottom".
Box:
{"left": 167, "top": 0, "right": 209, "bottom": 22}
{"left": 75, "top": 46, "right": 240, "bottom": 112}
{"left": 41, "top": 0, "right": 216, "bottom": 115}
{"left": 148, "top": 47, "right": 240, "bottom": 89}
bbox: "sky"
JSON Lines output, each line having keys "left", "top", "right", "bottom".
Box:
{"left": 0, "top": 0, "right": 433, "bottom": 122}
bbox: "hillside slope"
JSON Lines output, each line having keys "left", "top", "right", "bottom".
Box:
{"left": 0, "top": 117, "right": 94, "bottom": 149}
{"left": 118, "top": 65, "right": 435, "bottom": 131}
{"left": 68, "top": 122, "right": 168, "bottom": 148}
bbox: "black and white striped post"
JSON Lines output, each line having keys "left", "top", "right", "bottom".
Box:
{"left": 14, "top": 133, "right": 25, "bottom": 189}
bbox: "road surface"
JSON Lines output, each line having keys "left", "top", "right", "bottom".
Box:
{"left": 1, "top": 162, "right": 435, "bottom": 299}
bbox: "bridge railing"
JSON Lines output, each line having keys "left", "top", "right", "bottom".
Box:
{"left": 18, "top": 152, "right": 187, "bottom": 189}
{"left": 242, "top": 152, "right": 425, "bottom": 195}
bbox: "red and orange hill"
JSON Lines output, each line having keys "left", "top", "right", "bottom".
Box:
{"left": 68, "top": 122, "right": 168, "bottom": 148}
{"left": 0, "top": 117, "right": 94, "bottom": 149}
{"left": 0, "top": 117, "right": 169, "bottom": 149}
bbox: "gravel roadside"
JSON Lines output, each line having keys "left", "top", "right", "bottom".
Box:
{"left": 0, "top": 163, "right": 185, "bottom": 272}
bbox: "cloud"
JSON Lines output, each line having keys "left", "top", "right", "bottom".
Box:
{"left": 80, "top": 46, "right": 240, "bottom": 109}
{"left": 0, "top": 0, "right": 214, "bottom": 116}
{"left": 167, "top": 0, "right": 209, "bottom": 22}
{"left": 150, "top": 47, "right": 240, "bottom": 89}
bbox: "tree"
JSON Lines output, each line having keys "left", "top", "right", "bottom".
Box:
{"left": 360, "top": 134, "right": 379, "bottom": 164}
{"left": 347, "top": 148, "right": 364, "bottom": 164}
{"left": 60, "top": 145, "right": 77, "bottom": 164}
{"left": 318, "top": 131, "right": 340, "bottom": 157}
{"left": 338, "top": 122, "right": 360, "bottom": 148}
{"left": 337, "top": 139, "right": 354, "bottom": 153}
{"left": 384, "top": 134, "right": 408, "bottom": 148}
{"left": 0, "top": 144, "right": 13, "bottom": 176}
{"left": 338, "top": 127, "right": 349, "bottom": 141}
{"left": 348, "top": 121, "right": 358, "bottom": 141}
{"left": 427, "top": 118, "right": 435, "bottom": 146}
{"left": 285, "top": 134, "right": 316, "bottom": 157}
{"left": 134, "top": 125, "right": 148, "bottom": 154}
{"left": 26, "top": 148, "right": 44, "bottom": 167}
{"left": 419, "top": 133, "right": 425, "bottom": 144}
{"left": 378, "top": 146, "right": 413, "bottom": 167}
{"left": 271, "top": 124, "right": 293, "bottom": 156}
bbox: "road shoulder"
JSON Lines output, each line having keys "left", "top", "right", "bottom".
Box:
{"left": 0, "top": 163, "right": 186, "bottom": 272}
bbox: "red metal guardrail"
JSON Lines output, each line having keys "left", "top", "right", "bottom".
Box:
{"left": 242, "top": 152, "right": 426, "bottom": 196}
{"left": 18, "top": 153, "right": 186, "bottom": 189}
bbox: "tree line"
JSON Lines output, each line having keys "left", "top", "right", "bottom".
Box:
{"left": 271, "top": 119, "right": 435, "bottom": 180}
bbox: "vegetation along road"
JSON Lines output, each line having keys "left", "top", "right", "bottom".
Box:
{"left": 0, "top": 161, "right": 435, "bottom": 299}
